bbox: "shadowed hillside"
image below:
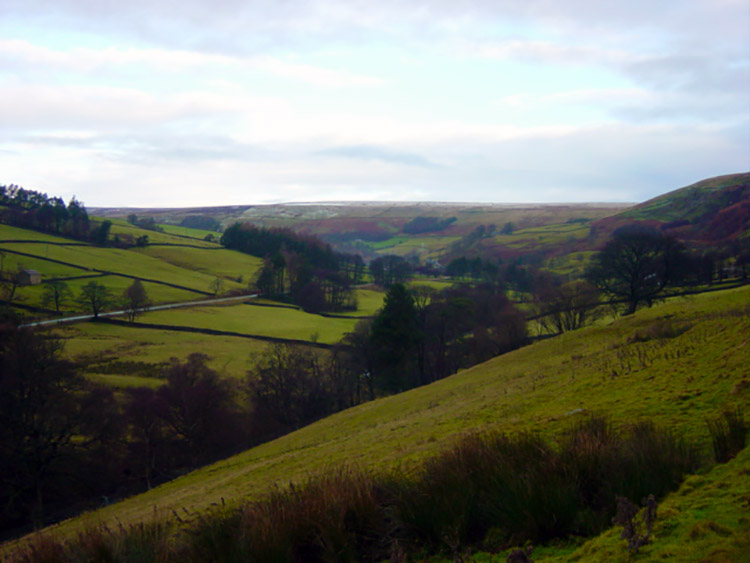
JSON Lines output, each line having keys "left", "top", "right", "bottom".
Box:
{"left": 592, "top": 172, "right": 750, "bottom": 245}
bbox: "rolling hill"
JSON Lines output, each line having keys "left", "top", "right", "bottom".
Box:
{"left": 592, "top": 172, "right": 750, "bottom": 246}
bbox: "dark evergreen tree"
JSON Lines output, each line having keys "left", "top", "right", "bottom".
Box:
{"left": 370, "top": 283, "right": 421, "bottom": 392}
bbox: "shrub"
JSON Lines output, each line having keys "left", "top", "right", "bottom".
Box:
{"left": 612, "top": 494, "right": 657, "bottom": 553}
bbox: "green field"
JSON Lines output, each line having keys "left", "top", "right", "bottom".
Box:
{"left": 157, "top": 223, "right": 219, "bottom": 240}
{"left": 50, "top": 291, "right": 379, "bottom": 382}
{"left": 19, "top": 275, "right": 201, "bottom": 311}
{"left": 106, "top": 219, "right": 218, "bottom": 247}
{"left": 410, "top": 278, "right": 455, "bottom": 291}
{"left": 367, "top": 235, "right": 461, "bottom": 258}
{"left": 9, "top": 285, "right": 746, "bottom": 552}
{"left": 337, "top": 287, "right": 384, "bottom": 316}
{"left": 55, "top": 322, "right": 275, "bottom": 382}
{"left": 0, "top": 241, "right": 231, "bottom": 292}
{"left": 0, "top": 223, "right": 85, "bottom": 244}
{"left": 0, "top": 249, "right": 85, "bottom": 279}
{"left": 133, "top": 245, "right": 261, "bottom": 283}
{"left": 136, "top": 302, "right": 359, "bottom": 344}
{"left": 0, "top": 221, "right": 263, "bottom": 314}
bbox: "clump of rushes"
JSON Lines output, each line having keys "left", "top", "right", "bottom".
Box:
{"left": 16, "top": 519, "right": 174, "bottom": 563}
{"left": 707, "top": 407, "right": 747, "bottom": 463}
{"left": 179, "top": 467, "right": 389, "bottom": 563}
{"left": 15, "top": 415, "right": 704, "bottom": 562}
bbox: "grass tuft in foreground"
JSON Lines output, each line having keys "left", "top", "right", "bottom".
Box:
{"left": 12, "top": 416, "right": 703, "bottom": 562}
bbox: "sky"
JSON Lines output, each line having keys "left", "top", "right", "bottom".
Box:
{"left": 0, "top": 1, "right": 748, "bottom": 207}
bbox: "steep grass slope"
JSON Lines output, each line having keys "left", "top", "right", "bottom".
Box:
{"left": 6, "top": 285, "right": 747, "bottom": 552}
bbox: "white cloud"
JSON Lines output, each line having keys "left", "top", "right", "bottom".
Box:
{"left": 0, "top": 39, "right": 235, "bottom": 72}
{"left": 0, "top": 40, "right": 385, "bottom": 88}
{"left": 249, "top": 56, "right": 386, "bottom": 87}
{"left": 0, "top": 83, "right": 254, "bottom": 130}
{"left": 464, "top": 39, "right": 631, "bottom": 66}
{"left": 0, "top": 0, "right": 747, "bottom": 206}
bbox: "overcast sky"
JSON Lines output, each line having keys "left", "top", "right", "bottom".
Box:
{"left": 1, "top": 1, "right": 748, "bottom": 207}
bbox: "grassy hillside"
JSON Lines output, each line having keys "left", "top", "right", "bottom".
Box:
{"left": 6, "top": 285, "right": 747, "bottom": 555}
{"left": 55, "top": 322, "right": 273, "bottom": 385}
{"left": 623, "top": 172, "right": 749, "bottom": 223}
{"left": 106, "top": 220, "right": 217, "bottom": 248}
{"left": 596, "top": 172, "right": 750, "bottom": 245}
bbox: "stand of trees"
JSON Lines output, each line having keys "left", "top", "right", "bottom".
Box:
{"left": 401, "top": 216, "right": 456, "bottom": 234}
{"left": 369, "top": 254, "right": 413, "bottom": 287}
{"left": 344, "top": 282, "right": 528, "bottom": 393}
{"left": 0, "top": 185, "right": 124, "bottom": 248}
{"left": 586, "top": 225, "right": 687, "bottom": 315}
{"left": 126, "top": 214, "right": 164, "bottom": 233}
{"left": 445, "top": 256, "right": 500, "bottom": 281}
{"left": 532, "top": 278, "right": 601, "bottom": 334}
{"left": 0, "top": 329, "right": 250, "bottom": 536}
{"left": 0, "top": 185, "right": 91, "bottom": 240}
{"left": 179, "top": 215, "right": 222, "bottom": 232}
{"left": 0, "top": 327, "right": 122, "bottom": 532}
{"left": 222, "top": 223, "right": 364, "bottom": 312}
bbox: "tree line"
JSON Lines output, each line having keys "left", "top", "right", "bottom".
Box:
{"left": 0, "top": 184, "right": 155, "bottom": 249}
{"left": 401, "top": 215, "right": 456, "bottom": 234}
{"left": 446, "top": 224, "right": 750, "bottom": 330}
{"left": 0, "top": 185, "right": 92, "bottom": 241}
{"left": 221, "top": 223, "right": 365, "bottom": 312}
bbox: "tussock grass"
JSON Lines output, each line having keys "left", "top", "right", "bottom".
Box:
{"left": 10, "top": 417, "right": 701, "bottom": 561}
{"left": 553, "top": 445, "right": 750, "bottom": 562}
{"left": 707, "top": 408, "right": 748, "bottom": 463}
{"left": 13, "top": 520, "right": 175, "bottom": 563}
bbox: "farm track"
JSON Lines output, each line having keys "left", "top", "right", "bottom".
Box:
{"left": 19, "top": 294, "right": 260, "bottom": 329}
{"left": 0, "top": 238, "right": 219, "bottom": 250}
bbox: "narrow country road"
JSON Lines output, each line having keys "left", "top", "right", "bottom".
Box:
{"left": 19, "top": 293, "right": 259, "bottom": 329}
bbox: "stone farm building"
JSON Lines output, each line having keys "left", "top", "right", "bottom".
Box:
{"left": 17, "top": 269, "right": 41, "bottom": 285}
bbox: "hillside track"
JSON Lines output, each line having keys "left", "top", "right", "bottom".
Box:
{"left": 19, "top": 294, "right": 259, "bottom": 329}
